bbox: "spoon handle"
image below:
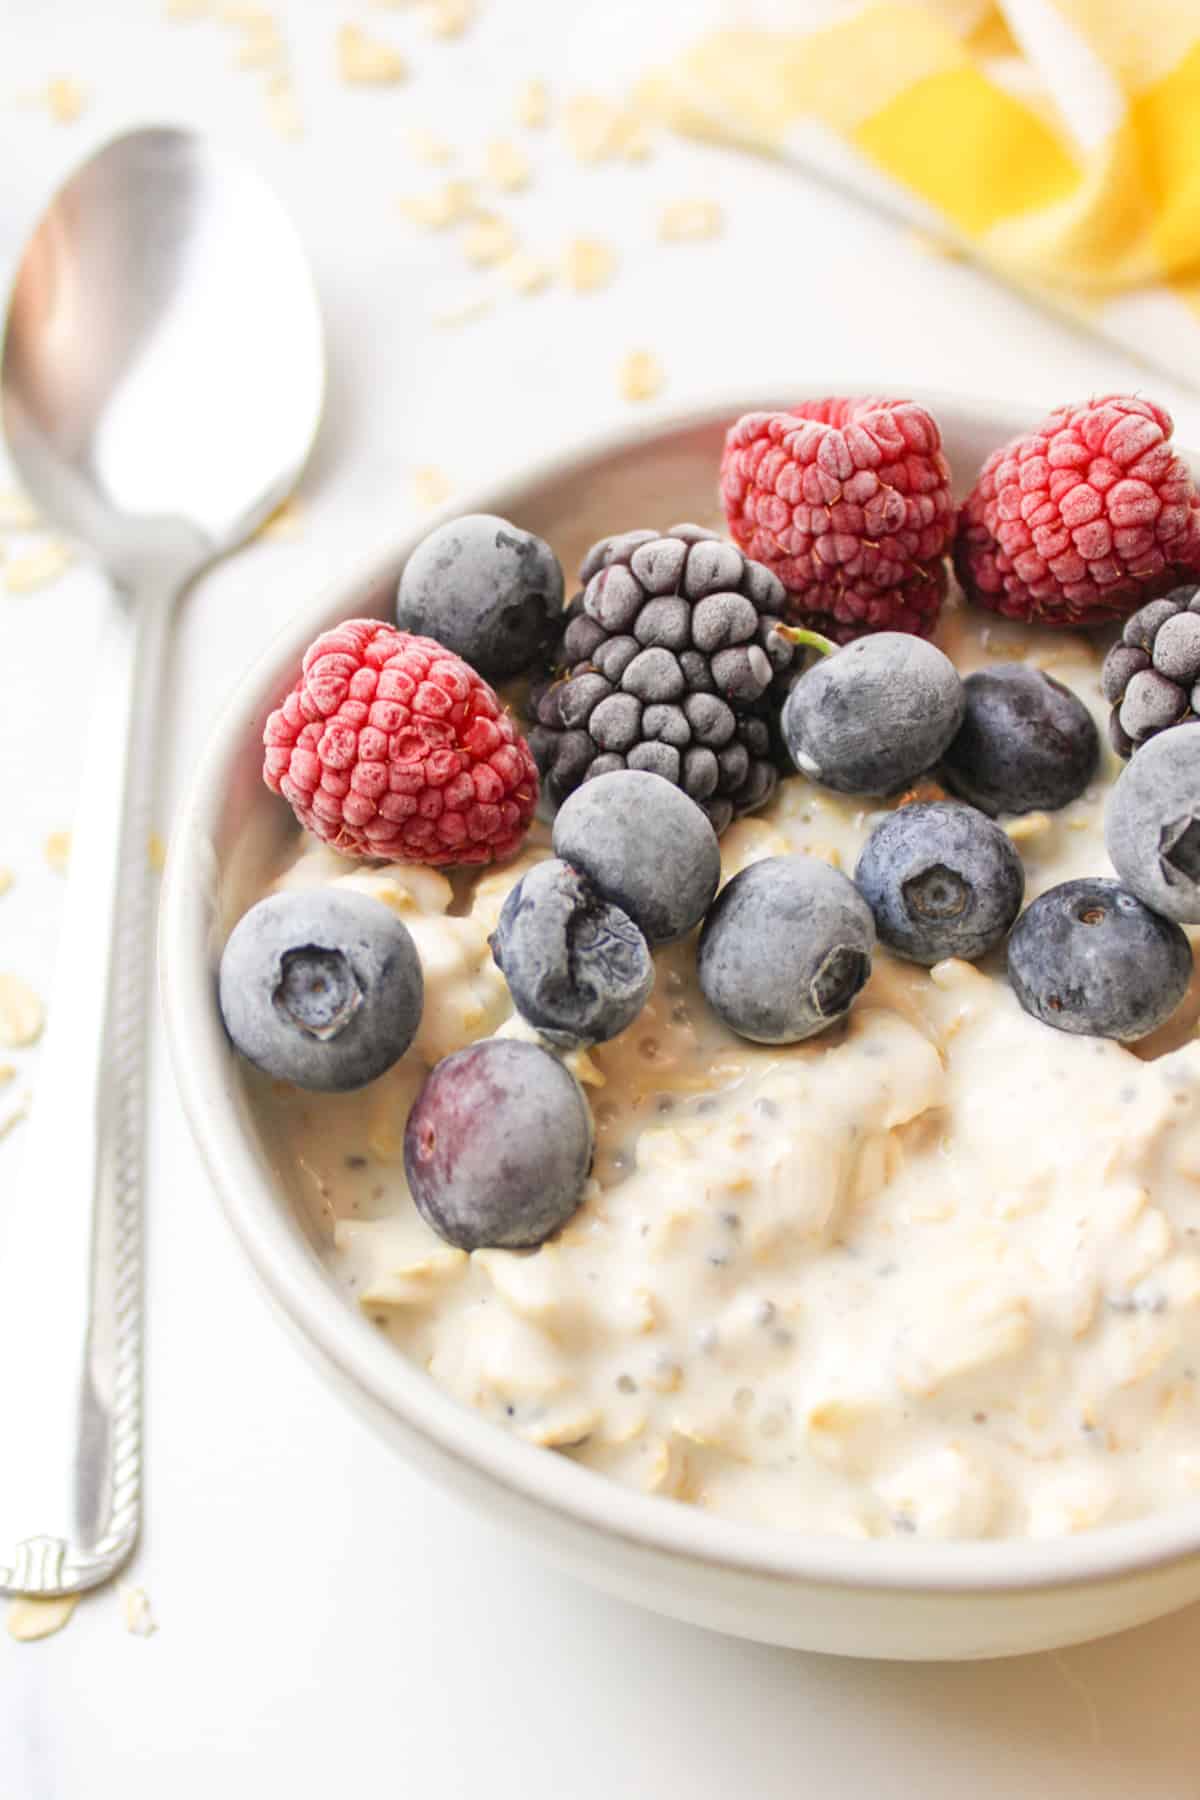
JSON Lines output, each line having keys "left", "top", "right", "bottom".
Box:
{"left": 0, "top": 571, "right": 176, "bottom": 1597}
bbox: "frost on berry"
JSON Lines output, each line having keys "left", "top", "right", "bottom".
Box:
{"left": 719, "top": 398, "right": 954, "bottom": 640}
{"left": 955, "top": 395, "right": 1200, "bottom": 626}
{"left": 262, "top": 620, "right": 538, "bottom": 865}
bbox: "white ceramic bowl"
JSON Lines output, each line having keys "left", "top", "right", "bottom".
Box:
{"left": 161, "top": 391, "right": 1200, "bottom": 1660}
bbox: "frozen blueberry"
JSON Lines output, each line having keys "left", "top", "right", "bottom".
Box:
{"left": 1106, "top": 724, "right": 1200, "bottom": 922}
{"left": 404, "top": 1040, "right": 593, "bottom": 1250}
{"left": 489, "top": 857, "right": 653, "bottom": 1048}
{"left": 941, "top": 665, "right": 1099, "bottom": 816}
{"left": 781, "top": 634, "right": 965, "bottom": 796}
{"left": 552, "top": 769, "right": 720, "bottom": 945}
{"left": 1007, "top": 878, "right": 1191, "bottom": 1041}
{"left": 396, "top": 513, "right": 564, "bottom": 681}
{"left": 219, "top": 889, "right": 423, "bottom": 1090}
{"left": 854, "top": 801, "right": 1024, "bottom": 966}
{"left": 698, "top": 855, "right": 875, "bottom": 1043}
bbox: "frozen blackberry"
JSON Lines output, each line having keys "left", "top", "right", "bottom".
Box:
{"left": 527, "top": 523, "right": 796, "bottom": 835}
{"left": 1101, "top": 585, "right": 1200, "bottom": 757}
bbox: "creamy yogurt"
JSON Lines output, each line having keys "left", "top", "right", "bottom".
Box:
{"left": 244, "top": 599, "right": 1200, "bottom": 1541}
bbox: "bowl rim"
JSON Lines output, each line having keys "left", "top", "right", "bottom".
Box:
{"left": 161, "top": 387, "right": 1200, "bottom": 1597}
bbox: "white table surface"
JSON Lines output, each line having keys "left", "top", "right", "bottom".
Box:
{"left": 4, "top": 3, "right": 1200, "bottom": 1793}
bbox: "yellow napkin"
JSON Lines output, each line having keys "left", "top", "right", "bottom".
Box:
{"left": 641, "top": 1, "right": 1200, "bottom": 379}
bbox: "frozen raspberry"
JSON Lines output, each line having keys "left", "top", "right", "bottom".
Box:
{"left": 954, "top": 395, "right": 1200, "bottom": 628}
{"left": 719, "top": 399, "right": 954, "bottom": 641}
{"left": 262, "top": 620, "right": 538, "bottom": 865}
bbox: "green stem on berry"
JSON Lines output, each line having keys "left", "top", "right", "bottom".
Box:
{"left": 776, "top": 626, "right": 837, "bottom": 658}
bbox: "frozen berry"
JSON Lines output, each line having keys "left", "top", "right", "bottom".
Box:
{"left": 395, "top": 514, "right": 564, "bottom": 681}
{"left": 404, "top": 1039, "right": 593, "bottom": 1250}
{"left": 489, "top": 857, "right": 653, "bottom": 1048}
{"left": 1106, "top": 725, "right": 1200, "bottom": 922}
{"left": 529, "top": 523, "right": 794, "bottom": 835}
{"left": 1007, "top": 878, "right": 1191, "bottom": 1041}
{"left": 698, "top": 855, "right": 875, "bottom": 1043}
{"left": 552, "top": 768, "right": 720, "bottom": 945}
{"left": 781, "top": 632, "right": 965, "bottom": 796}
{"left": 1101, "top": 586, "right": 1200, "bottom": 756}
{"left": 854, "top": 802, "right": 1024, "bottom": 965}
{"left": 262, "top": 620, "right": 538, "bottom": 865}
{"left": 219, "top": 889, "right": 423, "bottom": 1090}
{"left": 955, "top": 395, "right": 1200, "bottom": 628}
{"left": 720, "top": 399, "right": 954, "bottom": 639}
{"left": 941, "top": 665, "right": 1099, "bottom": 816}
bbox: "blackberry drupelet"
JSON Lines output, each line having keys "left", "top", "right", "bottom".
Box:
{"left": 527, "top": 523, "right": 796, "bottom": 834}
{"left": 1101, "top": 585, "right": 1200, "bottom": 757}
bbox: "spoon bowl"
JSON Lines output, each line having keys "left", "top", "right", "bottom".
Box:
{"left": 0, "top": 126, "right": 323, "bottom": 1597}
{"left": 3, "top": 124, "right": 323, "bottom": 579}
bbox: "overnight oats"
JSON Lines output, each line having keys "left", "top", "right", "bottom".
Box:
{"left": 219, "top": 395, "right": 1200, "bottom": 1543}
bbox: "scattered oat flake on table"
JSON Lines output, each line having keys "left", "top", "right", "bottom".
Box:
{"left": 408, "top": 126, "right": 453, "bottom": 166}
{"left": 0, "top": 1065, "right": 14, "bottom": 1087}
{"left": 0, "top": 870, "right": 11, "bottom": 898}
{"left": 45, "top": 78, "right": 87, "bottom": 123}
{"left": 564, "top": 94, "right": 650, "bottom": 164}
{"left": 0, "top": 490, "right": 39, "bottom": 531}
{"left": 6, "top": 1595, "right": 78, "bottom": 1643}
{"left": 0, "top": 975, "right": 44, "bottom": 1049}
{"left": 166, "top": 0, "right": 209, "bottom": 15}
{"left": 265, "top": 75, "right": 303, "bottom": 140}
{"left": 399, "top": 180, "right": 476, "bottom": 229}
{"left": 659, "top": 199, "right": 722, "bottom": 243}
{"left": 430, "top": 293, "right": 493, "bottom": 328}
{"left": 121, "top": 1586, "right": 158, "bottom": 1637}
{"left": 412, "top": 467, "right": 453, "bottom": 510}
{"left": 426, "top": 0, "right": 472, "bottom": 37}
{"left": 44, "top": 831, "right": 71, "bottom": 875}
{"left": 485, "top": 138, "right": 531, "bottom": 193}
{"left": 233, "top": 18, "right": 283, "bottom": 68}
{"left": 563, "top": 236, "right": 616, "bottom": 294}
{"left": 148, "top": 832, "right": 167, "bottom": 874}
{"left": 502, "top": 252, "right": 551, "bottom": 296}
{"left": 619, "top": 350, "right": 663, "bottom": 404}
{"left": 255, "top": 494, "right": 304, "bottom": 541}
{"left": 337, "top": 23, "right": 406, "bottom": 84}
{"left": 515, "top": 77, "right": 549, "bottom": 129}
{"left": 5, "top": 540, "right": 73, "bottom": 594}
{"left": 462, "top": 215, "right": 516, "bottom": 268}
{"left": 0, "top": 1091, "right": 30, "bottom": 1142}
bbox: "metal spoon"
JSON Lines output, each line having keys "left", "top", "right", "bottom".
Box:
{"left": 0, "top": 127, "right": 324, "bottom": 1596}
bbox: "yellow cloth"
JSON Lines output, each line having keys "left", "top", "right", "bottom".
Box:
{"left": 640, "top": 1, "right": 1200, "bottom": 379}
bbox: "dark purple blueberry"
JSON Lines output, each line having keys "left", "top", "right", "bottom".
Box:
{"left": 1007, "top": 879, "right": 1191, "bottom": 1041}
{"left": 219, "top": 890, "right": 423, "bottom": 1091}
{"left": 552, "top": 768, "right": 719, "bottom": 945}
{"left": 854, "top": 801, "right": 1024, "bottom": 965}
{"left": 941, "top": 664, "right": 1098, "bottom": 815}
{"left": 489, "top": 857, "right": 653, "bottom": 1047}
{"left": 405, "top": 1040, "right": 593, "bottom": 1250}
{"left": 782, "top": 634, "right": 964, "bottom": 796}
{"left": 395, "top": 513, "right": 564, "bottom": 681}
{"left": 698, "top": 856, "right": 874, "bottom": 1043}
{"left": 1106, "top": 724, "right": 1200, "bottom": 922}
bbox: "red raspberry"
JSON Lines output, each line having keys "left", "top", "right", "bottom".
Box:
{"left": 720, "top": 398, "right": 954, "bottom": 641}
{"left": 955, "top": 395, "right": 1200, "bottom": 627}
{"left": 262, "top": 621, "right": 539, "bottom": 865}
